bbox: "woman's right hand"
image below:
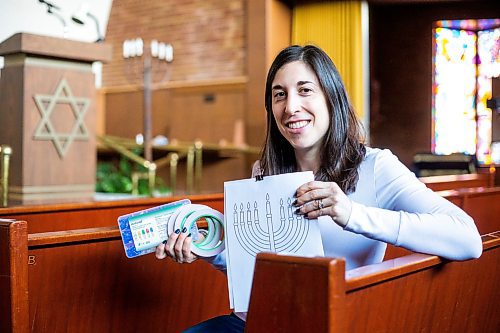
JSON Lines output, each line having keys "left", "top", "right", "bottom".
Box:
{"left": 155, "top": 228, "right": 199, "bottom": 264}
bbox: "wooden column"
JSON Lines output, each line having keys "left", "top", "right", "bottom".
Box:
{"left": 0, "top": 33, "right": 111, "bottom": 204}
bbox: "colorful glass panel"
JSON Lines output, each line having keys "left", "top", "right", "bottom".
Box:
{"left": 433, "top": 21, "right": 500, "bottom": 165}
{"left": 433, "top": 27, "right": 477, "bottom": 155}
{"left": 477, "top": 27, "right": 500, "bottom": 163}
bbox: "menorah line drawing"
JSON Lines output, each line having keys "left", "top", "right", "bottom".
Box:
{"left": 232, "top": 193, "right": 311, "bottom": 257}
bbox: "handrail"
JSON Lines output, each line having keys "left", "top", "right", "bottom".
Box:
{"left": 97, "top": 135, "right": 261, "bottom": 195}
{"left": 98, "top": 135, "right": 157, "bottom": 195}
{"left": 98, "top": 135, "right": 156, "bottom": 170}
{"left": 97, "top": 135, "right": 197, "bottom": 195}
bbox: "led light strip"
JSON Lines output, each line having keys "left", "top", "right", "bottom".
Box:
{"left": 171, "top": 204, "right": 225, "bottom": 257}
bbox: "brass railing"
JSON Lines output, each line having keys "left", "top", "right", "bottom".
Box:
{"left": 0, "top": 145, "right": 12, "bottom": 207}
{"left": 97, "top": 135, "right": 260, "bottom": 196}
{"left": 97, "top": 136, "right": 198, "bottom": 195}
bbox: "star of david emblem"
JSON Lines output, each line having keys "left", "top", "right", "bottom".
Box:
{"left": 33, "top": 78, "right": 91, "bottom": 158}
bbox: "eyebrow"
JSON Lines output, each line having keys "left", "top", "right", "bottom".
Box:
{"left": 272, "top": 81, "right": 314, "bottom": 90}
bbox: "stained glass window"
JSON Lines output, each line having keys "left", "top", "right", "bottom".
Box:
{"left": 432, "top": 27, "right": 476, "bottom": 155}
{"left": 477, "top": 27, "right": 500, "bottom": 163}
{"left": 433, "top": 19, "right": 500, "bottom": 164}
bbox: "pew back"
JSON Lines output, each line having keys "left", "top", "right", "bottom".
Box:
{"left": 419, "top": 172, "right": 494, "bottom": 191}
{"left": 0, "top": 189, "right": 498, "bottom": 332}
{"left": 246, "top": 232, "right": 500, "bottom": 333}
{"left": 0, "top": 219, "right": 29, "bottom": 333}
{"left": 0, "top": 200, "right": 231, "bottom": 333}
{"left": 384, "top": 186, "right": 500, "bottom": 260}
{"left": 0, "top": 193, "right": 224, "bottom": 233}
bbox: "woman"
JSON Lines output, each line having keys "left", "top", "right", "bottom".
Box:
{"left": 156, "top": 45, "right": 482, "bottom": 332}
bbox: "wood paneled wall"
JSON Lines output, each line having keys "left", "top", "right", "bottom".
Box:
{"left": 103, "top": 0, "right": 245, "bottom": 87}
{"left": 99, "top": 1, "right": 292, "bottom": 193}
{"left": 102, "top": 78, "right": 247, "bottom": 143}
{"left": 101, "top": 0, "right": 500, "bottom": 194}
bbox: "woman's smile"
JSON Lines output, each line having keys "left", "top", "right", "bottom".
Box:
{"left": 286, "top": 119, "right": 311, "bottom": 130}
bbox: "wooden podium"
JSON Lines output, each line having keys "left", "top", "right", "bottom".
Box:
{"left": 0, "top": 33, "right": 112, "bottom": 204}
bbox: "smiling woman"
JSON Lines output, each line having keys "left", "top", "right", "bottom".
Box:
{"left": 261, "top": 45, "right": 366, "bottom": 195}
{"left": 156, "top": 45, "right": 483, "bottom": 333}
{"left": 270, "top": 61, "right": 330, "bottom": 161}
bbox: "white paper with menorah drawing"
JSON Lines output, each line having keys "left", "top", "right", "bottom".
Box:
{"left": 223, "top": 171, "right": 325, "bottom": 312}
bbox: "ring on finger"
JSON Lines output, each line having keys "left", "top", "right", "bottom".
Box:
{"left": 318, "top": 199, "right": 324, "bottom": 210}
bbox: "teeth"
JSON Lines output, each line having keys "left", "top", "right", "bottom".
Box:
{"left": 287, "top": 120, "right": 308, "bottom": 129}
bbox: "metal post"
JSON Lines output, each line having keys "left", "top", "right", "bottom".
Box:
{"left": 1, "top": 145, "right": 12, "bottom": 207}
{"left": 170, "top": 153, "right": 178, "bottom": 195}
{"left": 148, "top": 163, "right": 156, "bottom": 196}
{"left": 186, "top": 147, "right": 195, "bottom": 193}
{"left": 194, "top": 141, "right": 203, "bottom": 193}
{"left": 143, "top": 52, "right": 153, "bottom": 163}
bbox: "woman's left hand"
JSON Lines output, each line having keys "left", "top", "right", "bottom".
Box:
{"left": 293, "top": 181, "right": 352, "bottom": 227}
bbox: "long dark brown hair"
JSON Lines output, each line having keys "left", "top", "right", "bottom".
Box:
{"left": 259, "top": 45, "right": 366, "bottom": 193}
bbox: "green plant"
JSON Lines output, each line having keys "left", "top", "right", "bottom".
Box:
{"left": 96, "top": 150, "right": 170, "bottom": 195}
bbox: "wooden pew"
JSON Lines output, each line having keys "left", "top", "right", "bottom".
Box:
{"left": 0, "top": 219, "right": 29, "bottom": 333}
{"left": 439, "top": 187, "right": 500, "bottom": 235}
{"left": 1, "top": 188, "right": 497, "bottom": 268}
{"left": 419, "top": 172, "right": 494, "bottom": 191}
{"left": 246, "top": 231, "right": 500, "bottom": 333}
{"left": 1, "top": 185, "right": 498, "bottom": 332}
{"left": 0, "top": 193, "right": 224, "bottom": 233}
{"left": 0, "top": 219, "right": 230, "bottom": 333}
{"left": 0, "top": 187, "right": 497, "bottom": 236}
{"left": 384, "top": 186, "right": 500, "bottom": 260}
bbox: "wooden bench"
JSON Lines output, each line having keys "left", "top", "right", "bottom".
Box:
{"left": 437, "top": 187, "right": 500, "bottom": 234}
{"left": 246, "top": 231, "right": 500, "bottom": 333}
{"left": 0, "top": 190, "right": 497, "bottom": 332}
{"left": 419, "top": 172, "right": 494, "bottom": 191}
{"left": 0, "top": 187, "right": 496, "bottom": 236}
{"left": 384, "top": 186, "right": 500, "bottom": 260}
{"left": 0, "top": 193, "right": 224, "bottom": 233}
{"left": 1, "top": 188, "right": 498, "bottom": 271}
{"left": 0, "top": 219, "right": 230, "bottom": 333}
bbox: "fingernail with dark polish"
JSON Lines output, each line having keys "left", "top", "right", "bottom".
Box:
{"left": 182, "top": 227, "right": 187, "bottom": 233}
{"left": 187, "top": 233, "right": 191, "bottom": 237}
{"left": 162, "top": 240, "right": 167, "bottom": 244}
{"left": 304, "top": 213, "right": 309, "bottom": 219}
{"left": 175, "top": 229, "right": 180, "bottom": 234}
{"left": 292, "top": 199, "right": 298, "bottom": 206}
{"left": 294, "top": 208, "right": 301, "bottom": 214}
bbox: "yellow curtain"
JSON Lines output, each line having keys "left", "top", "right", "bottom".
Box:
{"left": 292, "top": 1, "right": 364, "bottom": 118}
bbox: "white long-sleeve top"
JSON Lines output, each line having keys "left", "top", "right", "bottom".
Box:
{"left": 320, "top": 147, "right": 482, "bottom": 270}
{"left": 211, "top": 147, "right": 482, "bottom": 271}
{"left": 207, "top": 147, "right": 482, "bottom": 319}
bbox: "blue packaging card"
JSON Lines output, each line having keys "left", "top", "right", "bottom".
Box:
{"left": 118, "top": 199, "right": 191, "bottom": 258}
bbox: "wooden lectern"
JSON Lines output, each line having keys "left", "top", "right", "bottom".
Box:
{"left": 0, "top": 33, "right": 112, "bottom": 204}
